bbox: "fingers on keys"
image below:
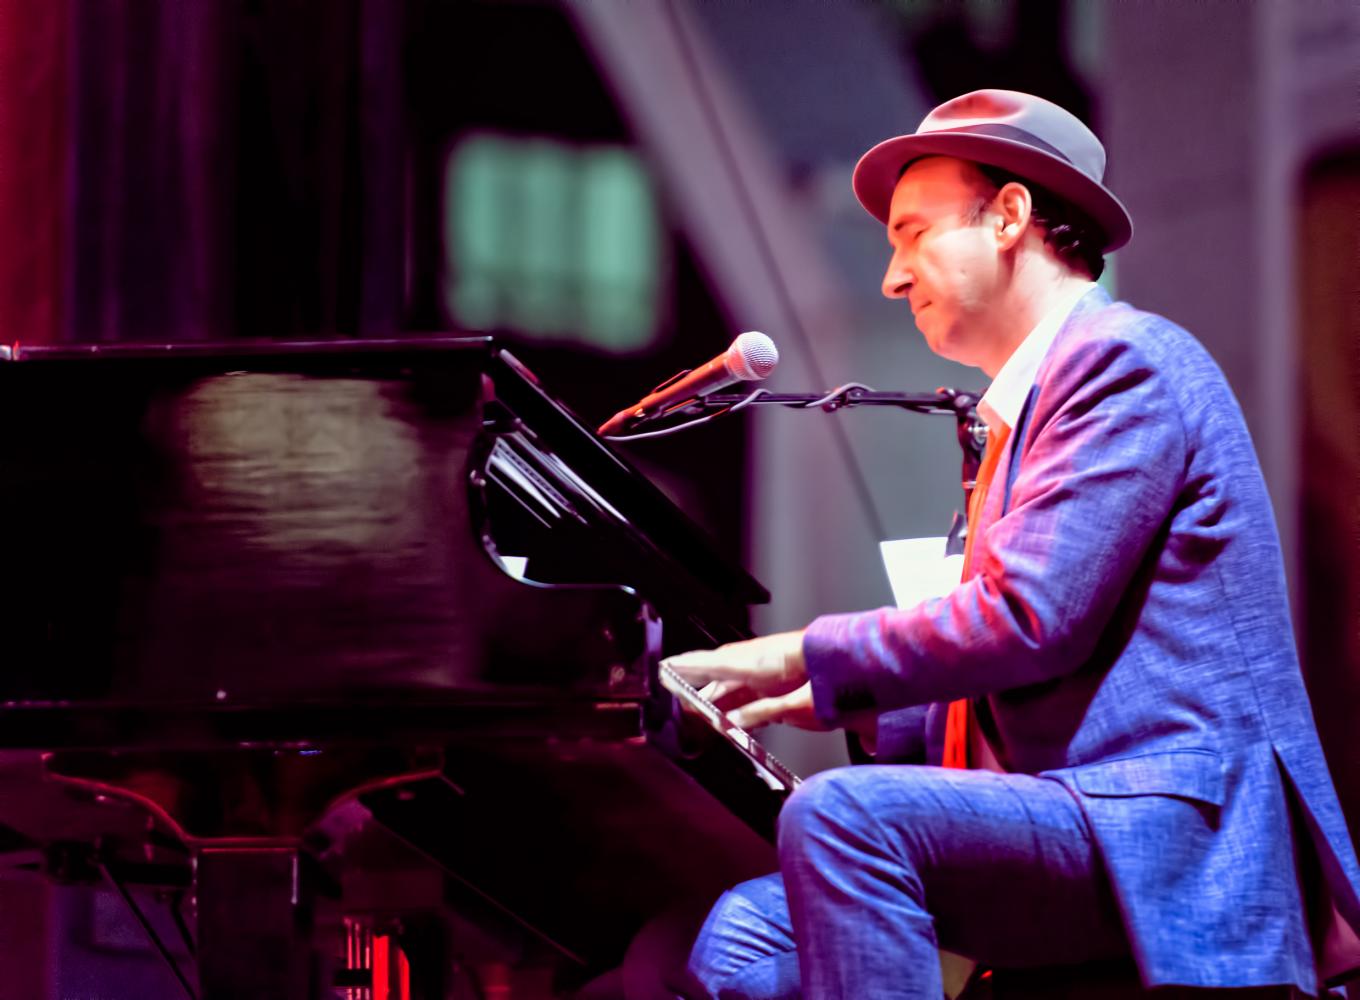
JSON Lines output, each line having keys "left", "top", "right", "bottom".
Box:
{"left": 662, "top": 649, "right": 750, "bottom": 685}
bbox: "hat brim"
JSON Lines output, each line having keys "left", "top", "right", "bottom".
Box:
{"left": 852, "top": 131, "right": 1133, "bottom": 252}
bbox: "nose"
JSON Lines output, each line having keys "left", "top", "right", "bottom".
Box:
{"left": 882, "top": 250, "right": 911, "bottom": 300}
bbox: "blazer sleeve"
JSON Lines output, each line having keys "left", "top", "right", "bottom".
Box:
{"left": 804, "top": 328, "right": 1190, "bottom": 726}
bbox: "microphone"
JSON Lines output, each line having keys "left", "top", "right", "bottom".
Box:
{"left": 597, "top": 331, "right": 779, "bottom": 436}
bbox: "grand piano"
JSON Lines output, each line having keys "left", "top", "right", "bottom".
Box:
{"left": 0, "top": 338, "right": 794, "bottom": 999}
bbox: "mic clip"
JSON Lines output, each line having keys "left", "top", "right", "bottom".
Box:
{"left": 650, "top": 368, "right": 694, "bottom": 394}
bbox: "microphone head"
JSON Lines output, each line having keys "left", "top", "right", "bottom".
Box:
{"left": 725, "top": 331, "right": 779, "bottom": 381}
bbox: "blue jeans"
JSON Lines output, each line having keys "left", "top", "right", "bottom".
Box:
{"left": 687, "top": 765, "right": 1130, "bottom": 999}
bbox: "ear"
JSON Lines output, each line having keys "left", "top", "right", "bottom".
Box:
{"left": 993, "top": 181, "right": 1033, "bottom": 251}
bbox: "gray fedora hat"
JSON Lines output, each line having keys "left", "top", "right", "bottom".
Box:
{"left": 852, "top": 89, "right": 1133, "bottom": 252}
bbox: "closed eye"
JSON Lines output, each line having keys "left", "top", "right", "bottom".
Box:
{"left": 890, "top": 214, "right": 927, "bottom": 242}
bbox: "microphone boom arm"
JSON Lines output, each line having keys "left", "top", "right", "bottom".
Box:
{"left": 630, "top": 384, "right": 987, "bottom": 505}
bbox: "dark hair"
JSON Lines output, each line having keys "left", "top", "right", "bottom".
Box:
{"left": 971, "top": 163, "right": 1106, "bottom": 280}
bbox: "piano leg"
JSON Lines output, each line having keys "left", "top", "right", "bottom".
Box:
{"left": 196, "top": 846, "right": 323, "bottom": 1000}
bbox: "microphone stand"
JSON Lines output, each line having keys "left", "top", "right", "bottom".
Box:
{"left": 673, "top": 386, "right": 987, "bottom": 499}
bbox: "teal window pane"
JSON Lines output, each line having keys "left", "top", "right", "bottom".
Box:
{"left": 579, "top": 149, "right": 661, "bottom": 352}
{"left": 445, "top": 136, "right": 511, "bottom": 330}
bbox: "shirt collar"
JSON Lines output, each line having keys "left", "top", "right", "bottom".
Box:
{"left": 979, "top": 281, "right": 1096, "bottom": 430}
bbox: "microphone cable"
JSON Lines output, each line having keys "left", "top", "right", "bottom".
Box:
{"left": 661, "top": 0, "right": 888, "bottom": 541}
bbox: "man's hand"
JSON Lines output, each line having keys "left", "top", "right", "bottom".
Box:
{"left": 663, "top": 630, "right": 827, "bottom": 731}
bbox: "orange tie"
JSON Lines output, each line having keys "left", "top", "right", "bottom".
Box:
{"left": 941, "top": 419, "right": 1011, "bottom": 770}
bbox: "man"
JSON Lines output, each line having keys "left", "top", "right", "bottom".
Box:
{"left": 667, "top": 90, "right": 1360, "bottom": 998}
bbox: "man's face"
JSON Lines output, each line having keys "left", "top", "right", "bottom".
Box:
{"left": 880, "top": 156, "right": 1003, "bottom": 368}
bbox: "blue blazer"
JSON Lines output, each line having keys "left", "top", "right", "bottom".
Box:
{"left": 805, "top": 287, "right": 1360, "bottom": 993}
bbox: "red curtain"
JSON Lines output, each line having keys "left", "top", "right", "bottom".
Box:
{"left": 0, "top": 0, "right": 68, "bottom": 346}
{"left": 0, "top": 0, "right": 405, "bottom": 345}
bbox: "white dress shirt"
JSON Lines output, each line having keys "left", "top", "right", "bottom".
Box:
{"left": 978, "top": 281, "right": 1096, "bottom": 433}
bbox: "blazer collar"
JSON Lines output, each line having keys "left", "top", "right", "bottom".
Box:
{"left": 1031, "top": 284, "right": 1113, "bottom": 389}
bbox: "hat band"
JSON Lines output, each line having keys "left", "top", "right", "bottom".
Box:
{"left": 923, "top": 122, "right": 1074, "bottom": 166}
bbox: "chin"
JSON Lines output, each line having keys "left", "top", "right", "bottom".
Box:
{"left": 919, "top": 323, "right": 959, "bottom": 363}
{"left": 924, "top": 323, "right": 979, "bottom": 369}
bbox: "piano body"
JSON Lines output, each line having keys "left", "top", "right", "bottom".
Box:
{"left": 0, "top": 338, "right": 789, "bottom": 998}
